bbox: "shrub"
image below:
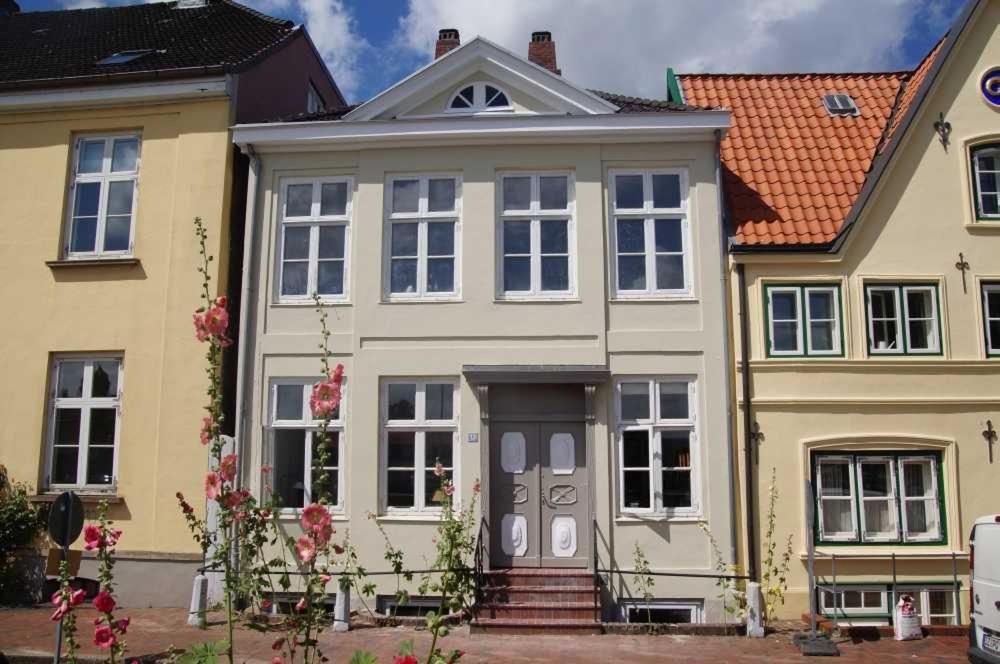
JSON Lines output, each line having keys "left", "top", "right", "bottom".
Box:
{"left": 0, "top": 464, "right": 45, "bottom": 603}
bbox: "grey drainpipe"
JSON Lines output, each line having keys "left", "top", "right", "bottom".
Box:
{"left": 737, "top": 262, "right": 758, "bottom": 581}
{"left": 714, "top": 129, "right": 739, "bottom": 570}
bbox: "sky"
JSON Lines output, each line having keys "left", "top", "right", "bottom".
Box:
{"left": 18, "top": 0, "right": 967, "bottom": 104}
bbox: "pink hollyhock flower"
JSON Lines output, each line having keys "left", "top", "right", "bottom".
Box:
{"left": 333, "top": 544, "right": 345, "bottom": 555}
{"left": 433, "top": 462, "right": 445, "bottom": 477}
{"left": 83, "top": 524, "right": 102, "bottom": 551}
{"left": 392, "top": 656, "right": 418, "bottom": 664}
{"left": 443, "top": 484, "right": 455, "bottom": 496}
{"left": 296, "top": 536, "right": 316, "bottom": 563}
{"left": 309, "top": 364, "right": 345, "bottom": 419}
{"left": 106, "top": 529, "right": 122, "bottom": 548}
{"left": 261, "top": 464, "right": 272, "bottom": 474}
{"left": 271, "top": 637, "right": 284, "bottom": 651}
{"left": 272, "top": 658, "right": 285, "bottom": 664}
{"left": 295, "top": 597, "right": 307, "bottom": 613}
{"left": 222, "top": 491, "right": 242, "bottom": 510}
{"left": 204, "top": 471, "right": 222, "bottom": 500}
{"left": 261, "top": 599, "right": 273, "bottom": 611}
{"left": 70, "top": 589, "right": 86, "bottom": 606}
{"left": 93, "top": 625, "right": 116, "bottom": 649}
{"left": 319, "top": 574, "right": 332, "bottom": 585}
{"left": 300, "top": 503, "right": 331, "bottom": 534}
{"left": 51, "top": 590, "right": 62, "bottom": 605}
{"left": 50, "top": 601, "right": 69, "bottom": 621}
{"left": 93, "top": 590, "right": 115, "bottom": 613}
{"left": 472, "top": 479, "right": 481, "bottom": 495}
{"left": 316, "top": 523, "right": 334, "bottom": 545}
{"left": 200, "top": 415, "right": 214, "bottom": 445}
{"left": 220, "top": 454, "right": 238, "bottom": 482}
{"left": 116, "top": 617, "right": 130, "bottom": 634}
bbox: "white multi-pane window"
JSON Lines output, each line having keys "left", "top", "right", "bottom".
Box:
{"left": 983, "top": 283, "right": 1000, "bottom": 356}
{"left": 498, "top": 173, "right": 575, "bottom": 298}
{"left": 48, "top": 357, "right": 122, "bottom": 488}
{"left": 819, "top": 587, "right": 888, "bottom": 620}
{"left": 972, "top": 144, "right": 999, "bottom": 219}
{"left": 765, "top": 285, "right": 842, "bottom": 356}
{"left": 65, "top": 135, "right": 140, "bottom": 257}
{"left": 898, "top": 586, "right": 959, "bottom": 625}
{"left": 610, "top": 170, "right": 690, "bottom": 297}
{"left": 821, "top": 586, "right": 958, "bottom": 625}
{"left": 616, "top": 378, "right": 698, "bottom": 515}
{"left": 278, "top": 178, "right": 352, "bottom": 302}
{"left": 447, "top": 82, "right": 512, "bottom": 113}
{"left": 384, "top": 176, "right": 461, "bottom": 299}
{"left": 865, "top": 284, "right": 940, "bottom": 355}
{"left": 381, "top": 380, "right": 458, "bottom": 513}
{"left": 814, "top": 453, "right": 942, "bottom": 544}
{"left": 268, "top": 379, "right": 345, "bottom": 511}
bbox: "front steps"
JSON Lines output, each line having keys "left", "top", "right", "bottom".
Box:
{"left": 472, "top": 568, "right": 601, "bottom": 634}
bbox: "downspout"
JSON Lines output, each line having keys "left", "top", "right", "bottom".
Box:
{"left": 234, "top": 143, "right": 260, "bottom": 494}
{"left": 714, "top": 129, "right": 739, "bottom": 570}
{"left": 737, "top": 261, "right": 758, "bottom": 581}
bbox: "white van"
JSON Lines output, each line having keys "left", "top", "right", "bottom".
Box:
{"left": 970, "top": 515, "right": 1000, "bottom": 664}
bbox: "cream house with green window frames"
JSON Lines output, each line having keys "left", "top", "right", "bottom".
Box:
{"left": 725, "top": 0, "right": 1000, "bottom": 626}
{"left": 232, "top": 31, "right": 737, "bottom": 625}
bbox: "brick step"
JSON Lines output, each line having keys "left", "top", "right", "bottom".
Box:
{"left": 482, "top": 569, "right": 595, "bottom": 588}
{"left": 470, "top": 617, "right": 602, "bottom": 635}
{"left": 477, "top": 601, "right": 596, "bottom": 621}
{"left": 481, "top": 585, "right": 597, "bottom": 603}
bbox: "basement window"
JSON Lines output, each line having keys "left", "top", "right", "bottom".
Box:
{"left": 823, "top": 93, "right": 859, "bottom": 117}
{"left": 96, "top": 50, "right": 156, "bottom": 66}
{"left": 377, "top": 595, "right": 441, "bottom": 617}
{"left": 622, "top": 600, "right": 702, "bottom": 624}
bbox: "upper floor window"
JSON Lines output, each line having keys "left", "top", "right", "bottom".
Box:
{"left": 971, "top": 144, "right": 999, "bottom": 220}
{"left": 814, "top": 452, "right": 943, "bottom": 544}
{"left": 983, "top": 283, "right": 1000, "bottom": 356}
{"left": 268, "top": 379, "right": 345, "bottom": 511}
{"left": 447, "top": 82, "right": 512, "bottom": 113}
{"left": 865, "top": 283, "right": 940, "bottom": 355}
{"left": 616, "top": 377, "right": 698, "bottom": 516}
{"left": 384, "top": 175, "right": 461, "bottom": 300}
{"left": 307, "top": 82, "right": 326, "bottom": 114}
{"left": 498, "top": 173, "right": 575, "bottom": 298}
{"left": 48, "top": 357, "right": 122, "bottom": 489}
{"left": 66, "top": 135, "right": 140, "bottom": 258}
{"left": 765, "top": 284, "right": 843, "bottom": 357}
{"left": 278, "top": 178, "right": 352, "bottom": 302}
{"left": 381, "top": 380, "right": 459, "bottom": 513}
{"left": 610, "top": 170, "right": 690, "bottom": 298}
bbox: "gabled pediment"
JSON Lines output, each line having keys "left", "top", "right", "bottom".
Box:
{"left": 344, "top": 36, "right": 619, "bottom": 121}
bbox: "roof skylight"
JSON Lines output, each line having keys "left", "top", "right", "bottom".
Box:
{"left": 96, "top": 50, "right": 157, "bottom": 66}
{"left": 823, "top": 93, "right": 859, "bottom": 116}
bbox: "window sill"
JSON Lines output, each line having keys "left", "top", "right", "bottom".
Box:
{"left": 276, "top": 510, "right": 347, "bottom": 521}
{"left": 494, "top": 297, "right": 581, "bottom": 304}
{"left": 376, "top": 513, "right": 443, "bottom": 523}
{"left": 804, "top": 548, "right": 965, "bottom": 560}
{"left": 610, "top": 295, "right": 698, "bottom": 303}
{"left": 381, "top": 298, "right": 464, "bottom": 305}
{"left": 273, "top": 300, "right": 352, "bottom": 308}
{"left": 30, "top": 492, "right": 123, "bottom": 505}
{"left": 966, "top": 221, "right": 1000, "bottom": 232}
{"left": 47, "top": 258, "right": 141, "bottom": 269}
{"left": 615, "top": 513, "right": 704, "bottom": 524}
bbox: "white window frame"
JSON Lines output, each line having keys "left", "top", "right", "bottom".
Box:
{"left": 898, "top": 455, "right": 941, "bottom": 542}
{"left": 983, "top": 283, "right": 1000, "bottom": 356}
{"left": 615, "top": 377, "right": 699, "bottom": 517}
{"left": 815, "top": 455, "right": 858, "bottom": 542}
{"left": 64, "top": 134, "right": 141, "bottom": 259}
{"left": 856, "top": 456, "right": 899, "bottom": 542}
{"left": 445, "top": 81, "right": 513, "bottom": 114}
{"left": 897, "top": 586, "right": 959, "bottom": 626}
{"left": 496, "top": 172, "right": 577, "bottom": 299}
{"left": 766, "top": 286, "right": 804, "bottom": 356}
{"left": 804, "top": 286, "right": 842, "bottom": 355}
{"left": 380, "top": 379, "right": 459, "bottom": 514}
{"left": 266, "top": 378, "right": 347, "bottom": 513}
{"left": 609, "top": 169, "right": 691, "bottom": 298}
{"left": 276, "top": 177, "right": 353, "bottom": 303}
{"left": 866, "top": 284, "right": 941, "bottom": 355}
{"left": 972, "top": 144, "right": 1000, "bottom": 220}
{"left": 819, "top": 586, "right": 888, "bottom": 618}
{"left": 306, "top": 82, "right": 325, "bottom": 114}
{"left": 621, "top": 600, "right": 703, "bottom": 624}
{"left": 46, "top": 356, "right": 123, "bottom": 490}
{"left": 383, "top": 174, "right": 462, "bottom": 301}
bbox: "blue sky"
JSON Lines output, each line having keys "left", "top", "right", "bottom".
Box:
{"left": 18, "top": 0, "right": 967, "bottom": 103}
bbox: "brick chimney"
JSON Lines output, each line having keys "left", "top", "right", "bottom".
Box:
{"left": 435, "top": 29, "right": 460, "bottom": 59}
{"left": 0, "top": 0, "right": 21, "bottom": 16}
{"left": 528, "top": 31, "right": 560, "bottom": 75}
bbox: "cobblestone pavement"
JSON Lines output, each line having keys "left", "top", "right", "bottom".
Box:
{"left": 0, "top": 608, "right": 971, "bottom": 663}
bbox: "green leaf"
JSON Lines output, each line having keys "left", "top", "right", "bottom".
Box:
{"left": 347, "top": 652, "right": 379, "bottom": 664}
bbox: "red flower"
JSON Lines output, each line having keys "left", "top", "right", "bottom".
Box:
{"left": 70, "top": 589, "right": 86, "bottom": 606}
{"left": 116, "top": 617, "right": 130, "bottom": 634}
{"left": 93, "top": 624, "right": 116, "bottom": 649}
{"left": 83, "top": 524, "right": 103, "bottom": 551}
{"left": 392, "top": 656, "right": 418, "bottom": 664}
{"left": 220, "top": 453, "right": 238, "bottom": 482}
{"left": 93, "top": 590, "right": 115, "bottom": 613}
{"left": 50, "top": 601, "right": 69, "bottom": 622}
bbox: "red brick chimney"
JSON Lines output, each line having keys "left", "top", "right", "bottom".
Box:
{"left": 435, "top": 29, "right": 461, "bottom": 59}
{"left": 528, "top": 31, "right": 560, "bottom": 75}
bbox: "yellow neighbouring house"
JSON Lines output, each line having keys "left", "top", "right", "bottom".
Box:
{"left": 681, "top": 0, "right": 1000, "bottom": 627}
{"left": 0, "top": 0, "right": 342, "bottom": 606}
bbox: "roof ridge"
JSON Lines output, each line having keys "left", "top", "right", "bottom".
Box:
{"left": 220, "top": 0, "right": 294, "bottom": 28}
{"left": 678, "top": 70, "right": 911, "bottom": 79}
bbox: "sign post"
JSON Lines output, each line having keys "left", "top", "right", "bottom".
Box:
{"left": 47, "top": 491, "right": 84, "bottom": 664}
{"left": 794, "top": 480, "right": 839, "bottom": 656}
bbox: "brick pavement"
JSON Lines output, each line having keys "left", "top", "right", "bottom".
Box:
{"left": 0, "top": 608, "right": 971, "bottom": 663}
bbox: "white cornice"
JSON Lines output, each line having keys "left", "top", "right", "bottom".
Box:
{"left": 233, "top": 111, "right": 730, "bottom": 152}
{"left": 0, "top": 77, "right": 229, "bottom": 112}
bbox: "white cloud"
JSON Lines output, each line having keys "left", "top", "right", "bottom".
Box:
{"left": 393, "top": 0, "right": 948, "bottom": 99}
{"left": 61, "top": 0, "right": 107, "bottom": 8}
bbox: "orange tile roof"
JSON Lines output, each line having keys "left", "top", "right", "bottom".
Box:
{"left": 680, "top": 39, "right": 944, "bottom": 247}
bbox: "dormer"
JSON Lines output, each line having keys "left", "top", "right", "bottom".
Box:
{"left": 446, "top": 81, "right": 513, "bottom": 114}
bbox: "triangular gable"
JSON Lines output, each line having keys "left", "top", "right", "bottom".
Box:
{"left": 344, "top": 36, "right": 619, "bottom": 121}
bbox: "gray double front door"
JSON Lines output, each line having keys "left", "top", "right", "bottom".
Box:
{"left": 489, "top": 419, "right": 589, "bottom": 568}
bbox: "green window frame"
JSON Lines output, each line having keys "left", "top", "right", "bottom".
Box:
{"left": 864, "top": 283, "right": 942, "bottom": 356}
{"left": 983, "top": 282, "right": 1000, "bottom": 357}
{"left": 971, "top": 143, "right": 1000, "bottom": 221}
{"left": 764, "top": 284, "right": 844, "bottom": 357}
{"left": 812, "top": 452, "right": 946, "bottom": 546}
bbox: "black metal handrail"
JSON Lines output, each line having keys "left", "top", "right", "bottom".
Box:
{"left": 592, "top": 518, "right": 601, "bottom": 622}
{"left": 473, "top": 517, "right": 488, "bottom": 604}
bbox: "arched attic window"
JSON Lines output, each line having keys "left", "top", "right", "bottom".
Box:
{"left": 447, "top": 82, "right": 513, "bottom": 113}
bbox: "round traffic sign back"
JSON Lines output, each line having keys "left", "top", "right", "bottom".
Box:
{"left": 47, "top": 491, "right": 84, "bottom": 547}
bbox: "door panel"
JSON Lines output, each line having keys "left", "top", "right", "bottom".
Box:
{"left": 490, "top": 423, "right": 540, "bottom": 567}
{"left": 540, "top": 423, "right": 589, "bottom": 567}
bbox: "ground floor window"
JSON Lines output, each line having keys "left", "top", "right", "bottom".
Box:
{"left": 819, "top": 585, "right": 959, "bottom": 625}
{"left": 376, "top": 595, "right": 441, "bottom": 618}
{"left": 622, "top": 600, "right": 702, "bottom": 624}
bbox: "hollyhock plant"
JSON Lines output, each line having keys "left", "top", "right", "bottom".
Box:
{"left": 309, "top": 364, "right": 344, "bottom": 419}
{"left": 220, "top": 454, "right": 238, "bottom": 482}
{"left": 295, "top": 536, "right": 317, "bottom": 563}
{"left": 93, "top": 590, "right": 115, "bottom": 613}
{"left": 83, "top": 524, "right": 102, "bottom": 551}
{"left": 205, "top": 471, "right": 222, "bottom": 500}
{"left": 200, "top": 415, "right": 214, "bottom": 445}
{"left": 93, "top": 625, "right": 116, "bottom": 649}
{"left": 50, "top": 600, "right": 69, "bottom": 622}
{"left": 300, "top": 503, "right": 331, "bottom": 535}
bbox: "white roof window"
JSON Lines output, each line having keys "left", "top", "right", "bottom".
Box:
{"left": 823, "top": 93, "right": 860, "bottom": 117}
{"left": 447, "top": 81, "right": 513, "bottom": 114}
